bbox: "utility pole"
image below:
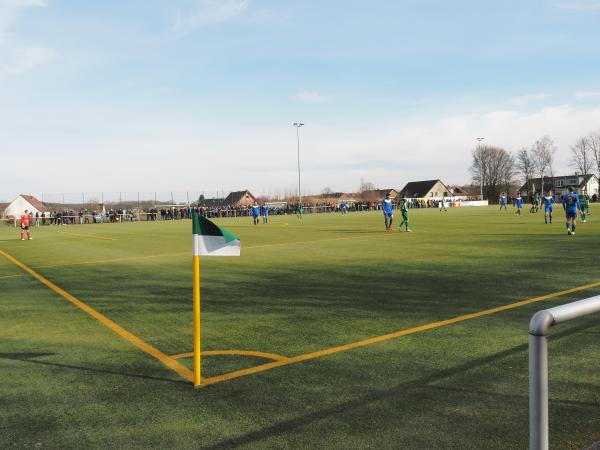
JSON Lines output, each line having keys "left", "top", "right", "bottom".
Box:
{"left": 476, "top": 137, "right": 485, "bottom": 200}
{"left": 293, "top": 122, "right": 305, "bottom": 202}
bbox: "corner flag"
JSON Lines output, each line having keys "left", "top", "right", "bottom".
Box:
{"left": 192, "top": 212, "right": 240, "bottom": 387}
{"left": 193, "top": 213, "right": 240, "bottom": 256}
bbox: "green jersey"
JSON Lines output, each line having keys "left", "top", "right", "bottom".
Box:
{"left": 579, "top": 194, "right": 589, "bottom": 206}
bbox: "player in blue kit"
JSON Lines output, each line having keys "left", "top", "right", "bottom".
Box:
{"left": 382, "top": 193, "right": 394, "bottom": 230}
{"left": 542, "top": 191, "right": 554, "bottom": 224}
{"left": 251, "top": 201, "right": 260, "bottom": 226}
{"left": 563, "top": 186, "right": 582, "bottom": 235}
{"left": 515, "top": 192, "right": 524, "bottom": 215}
{"left": 261, "top": 203, "right": 269, "bottom": 224}
{"left": 499, "top": 192, "right": 507, "bottom": 211}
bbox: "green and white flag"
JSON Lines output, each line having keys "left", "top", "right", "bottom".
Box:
{"left": 192, "top": 212, "right": 240, "bottom": 256}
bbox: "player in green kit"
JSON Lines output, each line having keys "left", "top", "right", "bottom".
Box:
{"left": 295, "top": 201, "right": 303, "bottom": 220}
{"left": 397, "top": 198, "right": 412, "bottom": 232}
{"left": 579, "top": 189, "right": 589, "bottom": 222}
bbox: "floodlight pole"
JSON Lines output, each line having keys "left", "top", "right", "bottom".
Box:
{"left": 476, "top": 137, "right": 485, "bottom": 200}
{"left": 293, "top": 122, "right": 304, "bottom": 203}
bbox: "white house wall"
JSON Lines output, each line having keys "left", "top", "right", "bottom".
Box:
{"left": 3, "top": 197, "right": 39, "bottom": 218}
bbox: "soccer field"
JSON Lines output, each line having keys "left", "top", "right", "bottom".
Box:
{"left": 2, "top": 206, "right": 600, "bottom": 449}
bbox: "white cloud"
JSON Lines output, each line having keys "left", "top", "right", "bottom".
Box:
{"left": 0, "top": 0, "right": 52, "bottom": 78}
{"left": 4, "top": 101, "right": 600, "bottom": 195}
{"left": 554, "top": 1, "right": 600, "bottom": 10}
{"left": 575, "top": 91, "right": 600, "bottom": 99}
{"left": 0, "top": 45, "right": 54, "bottom": 77}
{"left": 174, "top": 0, "right": 249, "bottom": 30}
{"left": 505, "top": 93, "right": 548, "bottom": 106}
{"left": 293, "top": 91, "right": 325, "bottom": 103}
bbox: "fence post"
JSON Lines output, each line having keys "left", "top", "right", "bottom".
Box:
{"left": 529, "top": 333, "right": 549, "bottom": 450}
{"left": 528, "top": 297, "right": 600, "bottom": 449}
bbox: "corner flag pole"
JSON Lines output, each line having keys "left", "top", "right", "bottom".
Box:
{"left": 193, "top": 255, "right": 201, "bottom": 387}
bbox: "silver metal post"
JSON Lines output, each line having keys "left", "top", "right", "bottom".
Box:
{"left": 529, "top": 333, "right": 548, "bottom": 450}
{"left": 528, "top": 296, "right": 600, "bottom": 449}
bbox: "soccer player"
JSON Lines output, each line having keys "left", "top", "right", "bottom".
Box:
{"left": 439, "top": 196, "right": 447, "bottom": 212}
{"left": 542, "top": 191, "right": 554, "bottom": 224}
{"left": 339, "top": 201, "right": 347, "bottom": 216}
{"left": 295, "top": 201, "right": 303, "bottom": 220}
{"left": 20, "top": 210, "right": 32, "bottom": 240}
{"left": 251, "top": 201, "right": 260, "bottom": 225}
{"left": 499, "top": 192, "right": 507, "bottom": 211}
{"left": 579, "top": 189, "right": 589, "bottom": 222}
{"left": 382, "top": 193, "right": 394, "bottom": 230}
{"left": 261, "top": 203, "right": 269, "bottom": 224}
{"left": 563, "top": 186, "right": 582, "bottom": 235}
{"left": 398, "top": 198, "right": 411, "bottom": 232}
{"left": 515, "top": 192, "right": 524, "bottom": 215}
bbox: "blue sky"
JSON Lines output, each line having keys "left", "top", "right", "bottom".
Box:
{"left": 2, "top": 0, "right": 600, "bottom": 201}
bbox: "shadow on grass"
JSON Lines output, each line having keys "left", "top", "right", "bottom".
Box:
{"left": 0, "top": 352, "right": 186, "bottom": 385}
{"left": 205, "top": 320, "right": 598, "bottom": 449}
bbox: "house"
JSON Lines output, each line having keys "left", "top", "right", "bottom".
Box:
{"left": 399, "top": 180, "right": 451, "bottom": 199}
{"left": 3, "top": 194, "right": 49, "bottom": 219}
{"left": 360, "top": 189, "right": 398, "bottom": 201}
{"left": 447, "top": 185, "right": 470, "bottom": 200}
{"left": 520, "top": 174, "right": 599, "bottom": 198}
{"left": 223, "top": 190, "right": 257, "bottom": 207}
{"left": 320, "top": 192, "right": 358, "bottom": 204}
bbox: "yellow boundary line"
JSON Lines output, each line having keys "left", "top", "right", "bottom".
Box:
{"left": 199, "top": 280, "right": 600, "bottom": 386}
{"left": 172, "top": 350, "right": 291, "bottom": 362}
{"left": 0, "top": 249, "right": 194, "bottom": 383}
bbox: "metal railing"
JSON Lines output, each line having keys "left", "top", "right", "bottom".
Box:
{"left": 529, "top": 295, "right": 600, "bottom": 450}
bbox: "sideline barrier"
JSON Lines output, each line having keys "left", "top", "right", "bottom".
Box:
{"left": 529, "top": 295, "right": 600, "bottom": 450}
{"left": 460, "top": 200, "right": 489, "bottom": 207}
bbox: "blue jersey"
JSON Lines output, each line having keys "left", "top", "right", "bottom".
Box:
{"left": 251, "top": 205, "right": 260, "bottom": 216}
{"left": 382, "top": 198, "right": 393, "bottom": 214}
{"left": 500, "top": 195, "right": 507, "bottom": 205}
{"left": 543, "top": 196, "right": 554, "bottom": 209}
{"left": 261, "top": 206, "right": 268, "bottom": 216}
{"left": 563, "top": 193, "right": 580, "bottom": 212}
{"left": 516, "top": 197, "right": 523, "bottom": 208}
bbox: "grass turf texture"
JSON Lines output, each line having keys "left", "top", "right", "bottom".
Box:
{"left": 1, "top": 206, "right": 600, "bottom": 449}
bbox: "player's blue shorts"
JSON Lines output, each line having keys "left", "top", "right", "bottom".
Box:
{"left": 383, "top": 212, "right": 393, "bottom": 218}
{"left": 566, "top": 210, "right": 577, "bottom": 220}
{"left": 545, "top": 206, "right": 553, "bottom": 213}
{"left": 252, "top": 213, "right": 259, "bottom": 218}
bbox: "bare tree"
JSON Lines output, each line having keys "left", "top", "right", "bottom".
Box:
{"left": 359, "top": 179, "right": 375, "bottom": 193}
{"left": 470, "top": 145, "right": 515, "bottom": 201}
{"left": 570, "top": 136, "right": 594, "bottom": 175}
{"left": 516, "top": 147, "right": 534, "bottom": 191}
{"left": 530, "top": 136, "right": 556, "bottom": 193}
{"left": 321, "top": 186, "right": 333, "bottom": 196}
{"left": 589, "top": 130, "right": 600, "bottom": 179}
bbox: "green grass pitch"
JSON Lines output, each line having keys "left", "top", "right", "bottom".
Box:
{"left": 1, "top": 206, "right": 600, "bottom": 449}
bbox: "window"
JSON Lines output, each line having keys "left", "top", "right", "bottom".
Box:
{"left": 567, "top": 179, "right": 577, "bottom": 186}
{"left": 555, "top": 180, "right": 564, "bottom": 188}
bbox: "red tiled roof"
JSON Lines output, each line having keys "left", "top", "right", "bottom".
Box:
{"left": 20, "top": 194, "right": 50, "bottom": 212}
